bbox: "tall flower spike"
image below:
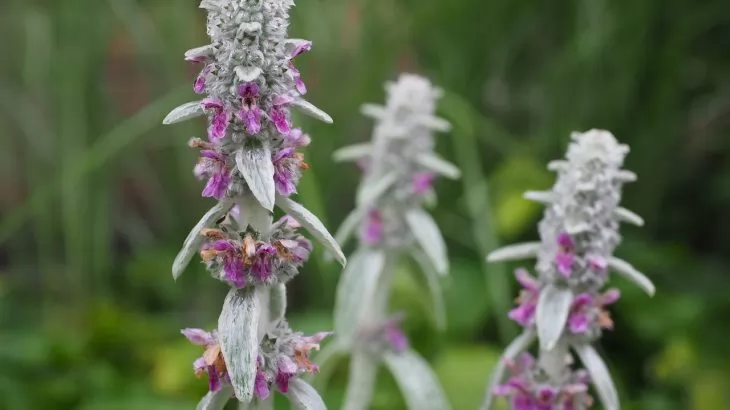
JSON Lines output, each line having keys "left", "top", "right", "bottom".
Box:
{"left": 481, "top": 130, "right": 654, "bottom": 410}
{"left": 326, "top": 74, "right": 459, "bottom": 410}
{"left": 162, "top": 1, "right": 343, "bottom": 408}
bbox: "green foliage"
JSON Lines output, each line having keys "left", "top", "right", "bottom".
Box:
{"left": 1, "top": 0, "right": 729, "bottom": 408}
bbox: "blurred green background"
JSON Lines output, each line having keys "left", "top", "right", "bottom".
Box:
{"left": 1, "top": 0, "right": 729, "bottom": 409}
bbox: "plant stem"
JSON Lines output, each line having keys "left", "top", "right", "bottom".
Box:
{"left": 341, "top": 252, "right": 397, "bottom": 410}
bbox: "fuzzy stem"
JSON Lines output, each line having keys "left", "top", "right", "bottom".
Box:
{"left": 538, "top": 338, "right": 570, "bottom": 382}
{"left": 341, "top": 252, "right": 397, "bottom": 410}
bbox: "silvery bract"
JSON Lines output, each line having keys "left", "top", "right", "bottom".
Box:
{"left": 327, "top": 74, "right": 458, "bottom": 410}
{"left": 481, "top": 130, "right": 653, "bottom": 410}
{"left": 163, "top": 0, "right": 342, "bottom": 407}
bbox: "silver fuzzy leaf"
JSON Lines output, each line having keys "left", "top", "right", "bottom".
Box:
{"left": 236, "top": 144, "right": 276, "bottom": 212}
{"left": 608, "top": 257, "right": 655, "bottom": 296}
{"left": 275, "top": 196, "right": 346, "bottom": 266}
{"left": 536, "top": 284, "right": 573, "bottom": 350}
{"left": 197, "top": 386, "right": 233, "bottom": 410}
{"left": 382, "top": 349, "right": 451, "bottom": 410}
{"left": 286, "top": 378, "right": 327, "bottom": 410}
{"left": 486, "top": 242, "right": 541, "bottom": 263}
{"left": 333, "top": 248, "right": 385, "bottom": 347}
{"left": 163, "top": 100, "right": 204, "bottom": 124}
{"left": 218, "top": 287, "right": 260, "bottom": 402}
{"left": 573, "top": 343, "right": 619, "bottom": 410}
{"left": 356, "top": 172, "right": 398, "bottom": 207}
{"left": 332, "top": 143, "right": 372, "bottom": 163}
{"left": 269, "top": 283, "right": 287, "bottom": 324}
{"left": 405, "top": 208, "right": 449, "bottom": 275}
{"left": 415, "top": 152, "right": 461, "bottom": 180}
{"left": 290, "top": 98, "right": 333, "bottom": 124}
{"left": 172, "top": 200, "right": 234, "bottom": 279}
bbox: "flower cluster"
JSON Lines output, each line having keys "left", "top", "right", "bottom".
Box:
{"left": 334, "top": 74, "right": 459, "bottom": 250}
{"left": 253, "top": 321, "right": 331, "bottom": 399}
{"left": 182, "top": 322, "right": 330, "bottom": 400}
{"left": 331, "top": 74, "right": 458, "bottom": 410}
{"left": 199, "top": 215, "right": 312, "bottom": 288}
{"left": 484, "top": 130, "right": 653, "bottom": 410}
{"left": 493, "top": 353, "right": 593, "bottom": 410}
{"left": 182, "top": 328, "right": 230, "bottom": 393}
{"left": 164, "top": 0, "right": 342, "bottom": 406}
{"left": 508, "top": 268, "right": 620, "bottom": 339}
{"left": 356, "top": 314, "right": 410, "bottom": 354}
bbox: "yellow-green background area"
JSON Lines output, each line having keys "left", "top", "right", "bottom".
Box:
{"left": 1, "top": 0, "right": 728, "bottom": 409}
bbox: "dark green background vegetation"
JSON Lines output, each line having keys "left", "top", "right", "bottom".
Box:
{"left": 1, "top": 0, "right": 728, "bottom": 409}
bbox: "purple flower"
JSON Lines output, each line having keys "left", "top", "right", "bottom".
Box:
{"left": 360, "top": 208, "right": 383, "bottom": 245}
{"left": 494, "top": 352, "right": 592, "bottom": 410}
{"left": 201, "top": 240, "right": 246, "bottom": 287}
{"left": 274, "top": 355, "right": 298, "bottom": 393}
{"left": 182, "top": 328, "right": 228, "bottom": 393}
{"left": 238, "top": 82, "right": 263, "bottom": 134}
{"left": 568, "top": 289, "right": 621, "bottom": 334}
{"left": 277, "top": 238, "right": 312, "bottom": 264}
{"left": 285, "top": 128, "right": 311, "bottom": 148}
{"left": 251, "top": 243, "right": 277, "bottom": 282}
{"left": 193, "top": 65, "right": 210, "bottom": 94}
{"left": 508, "top": 268, "right": 540, "bottom": 327}
{"left": 588, "top": 255, "right": 607, "bottom": 273}
{"left": 293, "top": 331, "right": 332, "bottom": 374}
{"left": 254, "top": 366, "right": 271, "bottom": 400}
{"left": 181, "top": 328, "right": 216, "bottom": 346}
{"left": 288, "top": 41, "right": 312, "bottom": 94}
{"left": 555, "top": 231, "right": 575, "bottom": 277}
{"left": 201, "top": 99, "right": 229, "bottom": 142}
{"left": 412, "top": 171, "right": 435, "bottom": 194}
{"left": 383, "top": 317, "right": 409, "bottom": 353}
{"left": 270, "top": 95, "right": 293, "bottom": 135}
{"left": 272, "top": 147, "right": 307, "bottom": 196}
{"left": 194, "top": 150, "right": 230, "bottom": 200}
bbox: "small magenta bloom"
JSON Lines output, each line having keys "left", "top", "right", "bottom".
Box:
{"left": 200, "top": 240, "right": 246, "bottom": 288}
{"left": 493, "top": 352, "right": 592, "bottom": 410}
{"left": 182, "top": 328, "right": 229, "bottom": 393}
{"left": 273, "top": 147, "right": 307, "bottom": 196}
{"left": 508, "top": 268, "right": 540, "bottom": 327}
{"left": 277, "top": 238, "right": 312, "bottom": 263}
{"left": 194, "top": 65, "right": 210, "bottom": 94}
{"left": 215, "top": 240, "right": 247, "bottom": 287}
{"left": 293, "top": 331, "right": 332, "bottom": 373}
{"left": 412, "top": 171, "right": 435, "bottom": 194}
{"left": 201, "top": 99, "right": 229, "bottom": 142}
{"left": 270, "top": 95, "right": 293, "bottom": 134}
{"left": 555, "top": 231, "right": 575, "bottom": 277}
{"left": 238, "top": 82, "right": 263, "bottom": 134}
{"left": 360, "top": 208, "right": 383, "bottom": 245}
{"left": 254, "top": 356, "right": 271, "bottom": 400}
{"left": 195, "top": 150, "right": 230, "bottom": 200}
{"left": 383, "top": 317, "right": 409, "bottom": 353}
{"left": 275, "top": 355, "right": 298, "bottom": 393}
{"left": 285, "top": 128, "right": 311, "bottom": 148}
{"left": 251, "top": 243, "right": 277, "bottom": 281}
{"left": 568, "top": 289, "right": 620, "bottom": 334}
{"left": 288, "top": 40, "right": 312, "bottom": 94}
{"left": 588, "top": 255, "right": 607, "bottom": 273}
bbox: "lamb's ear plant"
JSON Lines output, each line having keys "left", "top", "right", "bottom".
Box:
{"left": 480, "top": 130, "right": 654, "bottom": 410}
{"left": 323, "top": 73, "right": 460, "bottom": 410}
{"left": 162, "top": 1, "right": 345, "bottom": 409}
